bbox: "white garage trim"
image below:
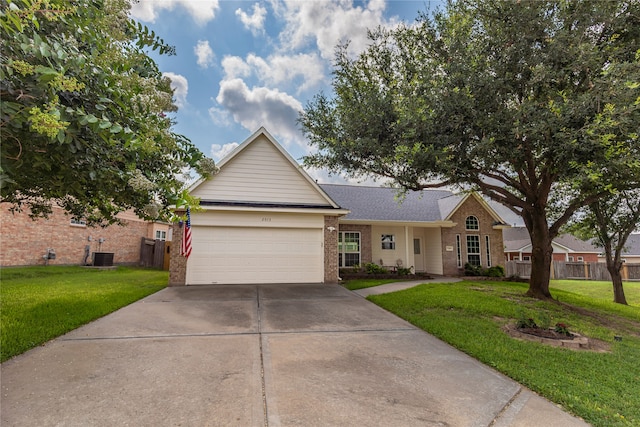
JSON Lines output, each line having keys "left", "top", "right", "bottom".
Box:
{"left": 186, "top": 226, "right": 324, "bottom": 285}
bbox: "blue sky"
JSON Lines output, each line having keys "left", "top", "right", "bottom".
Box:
{"left": 129, "top": 0, "right": 443, "bottom": 184}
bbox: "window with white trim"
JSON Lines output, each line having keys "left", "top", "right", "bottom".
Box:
{"left": 465, "top": 216, "right": 479, "bottom": 230}
{"left": 466, "top": 235, "right": 481, "bottom": 266}
{"left": 456, "top": 235, "right": 462, "bottom": 268}
{"left": 577, "top": 256, "right": 584, "bottom": 262}
{"left": 381, "top": 234, "right": 395, "bottom": 250}
{"left": 70, "top": 218, "right": 86, "bottom": 227}
{"left": 485, "top": 235, "right": 491, "bottom": 267}
{"left": 155, "top": 230, "right": 167, "bottom": 241}
{"left": 339, "top": 232, "right": 360, "bottom": 267}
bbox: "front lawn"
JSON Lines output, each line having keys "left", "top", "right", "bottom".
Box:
{"left": 1, "top": 266, "right": 168, "bottom": 362}
{"left": 368, "top": 280, "right": 640, "bottom": 427}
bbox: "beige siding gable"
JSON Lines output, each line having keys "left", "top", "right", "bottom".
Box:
{"left": 191, "top": 130, "right": 333, "bottom": 206}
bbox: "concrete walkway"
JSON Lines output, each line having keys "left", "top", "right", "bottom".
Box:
{"left": 1, "top": 283, "right": 588, "bottom": 426}
{"left": 353, "top": 276, "right": 463, "bottom": 297}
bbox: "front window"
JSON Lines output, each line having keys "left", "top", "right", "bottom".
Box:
{"left": 381, "top": 234, "right": 395, "bottom": 250}
{"left": 465, "top": 216, "right": 479, "bottom": 230}
{"left": 485, "top": 235, "right": 491, "bottom": 267}
{"left": 155, "top": 230, "right": 167, "bottom": 241}
{"left": 339, "top": 232, "right": 360, "bottom": 267}
{"left": 467, "top": 235, "right": 481, "bottom": 266}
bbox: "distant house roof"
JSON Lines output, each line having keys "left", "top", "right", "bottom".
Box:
{"left": 319, "top": 184, "right": 454, "bottom": 222}
{"left": 503, "top": 227, "right": 600, "bottom": 253}
{"left": 623, "top": 234, "right": 640, "bottom": 255}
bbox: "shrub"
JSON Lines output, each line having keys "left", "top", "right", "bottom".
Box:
{"left": 464, "top": 263, "right": 484, "bottom": 276}
{"left": 486, "top": 265, "right": 505, "bottom": 277}
{"left": 397, "top": 267, "right": 413, "bottom": 276}
{"left": 364, "top": 262, "right": 388, "bottom": 275}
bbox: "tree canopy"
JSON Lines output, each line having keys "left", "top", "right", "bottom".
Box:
{"left": 301, "top": 0, "right": 640, "bottom": 299}
{"left": 0, "top": 0, "right": 215, "bottom": 225}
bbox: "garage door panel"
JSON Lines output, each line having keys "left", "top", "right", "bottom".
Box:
{"left": 187, "top": 227, "right": 323, "bottom": 284}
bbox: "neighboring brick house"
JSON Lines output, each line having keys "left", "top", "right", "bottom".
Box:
{"left": 0, "top": 203, "right": 170, "bottom": 267}
{"left": 503, "top": 227, "right": 601, "bottom": 263}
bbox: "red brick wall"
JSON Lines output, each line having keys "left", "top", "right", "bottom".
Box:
{"left": 0, "top": 203, "right": 154, "bottom": 267}
{"left": 338, "top": 224, "right": 372, "bottom": 265}
{"left": 324, "top": 216, "right": 340, "bottom": 283}
{"left": 441, "top": 195, "right": 505, "bottom": 276}
{"left": 169, "top": 221, "right": 187, "bottom": 286}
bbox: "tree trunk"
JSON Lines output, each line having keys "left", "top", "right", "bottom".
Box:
{"left": 605, "top": 248, "right": 628, "bottom": 305}
{"left": 525, "top": 214, "right": 554, "bottom": 300}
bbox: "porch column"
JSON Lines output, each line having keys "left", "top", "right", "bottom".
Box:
{"left": 405, "top": 226, "right": 410, "bottom": 270}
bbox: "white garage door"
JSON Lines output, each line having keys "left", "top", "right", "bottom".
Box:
{"left": 186, "top": 226, "right": 324, "bottom": 284}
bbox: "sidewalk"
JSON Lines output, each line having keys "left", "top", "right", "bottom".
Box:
{"left": 353, "top": 276, "right": 462, "bottom": 297}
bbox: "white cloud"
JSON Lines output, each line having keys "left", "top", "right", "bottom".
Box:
{"left": 194, "top": 40, "right": 215, "bottom": 68}
{"left": 130, "top": 0, "right": 220, "bottom": 25}
{"left": 216, "top": 78, "right": 303, "bottom": 144}
{"left": 221, "top": 56, "right": 252, "bottom": 79}
{"left": 211, "top": 143, "right": 240, "bottom": 161}
{"left": 276, "top": 0, "right": 401, "bottom": 60}
{"left": 163, "top": 72, "right": 188, "bottom": 108}
{"left": 235, "top": 3, "right": 268, "bottom": 35}
{"left": 222, "top": 53, "right": 325, "bottom": 94}
{"left": 208, "top": 107, "right": 232, "bottom": 127}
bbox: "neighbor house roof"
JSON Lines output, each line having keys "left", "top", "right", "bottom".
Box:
{"left": 503, "top": 227, "right": 600, "bottom": 253}
{"left": 623, "top": 234, "right": 640, "bottom": 255}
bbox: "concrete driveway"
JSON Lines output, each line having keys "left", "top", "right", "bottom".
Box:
{"left": 1, "top": 283, "right": 588, "bottom": 426}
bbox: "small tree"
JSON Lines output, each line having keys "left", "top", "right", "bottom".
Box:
{"left": 570, "top": 189, "right": 640, "bottom": 305}
{"left": 301, "top": 0, "right": 640, "bottom": 299}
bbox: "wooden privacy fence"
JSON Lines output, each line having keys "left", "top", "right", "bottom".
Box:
{"left": 139, "top": 238, "right": 170, "bottom": 270}
{"left": 506, "top": 260, "right": 640, "bottom": 281}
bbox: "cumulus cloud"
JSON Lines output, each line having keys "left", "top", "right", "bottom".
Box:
{"left": 208, "top": 107, "right": 232, "bottom": 127}
{"left": 211, "top": 143, "right": 240, "bottom": 161}
{"left": 216, "top": 78, "right": 303, "bottom": 143}
{"left": 194, "top": 40, "right": 215, "bottom": 68}
{"left": 276, "top": 0, "right": 401, "bottom": 60}
{"left": 163, "top": 72, "right": 188, "bottom": 108}
{"left": 221, "top": 56, "right": 252, "bottom": 79}
{"left": 222, "top": 53, "right": 325, "bottom": 94}
{"left": 130, "top": 0, "right": 220, "bottom": 25}
{"left": 235, "top": 3, "right": 268, "bottom": 35}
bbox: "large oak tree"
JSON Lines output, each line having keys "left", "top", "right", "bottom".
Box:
{"left": 1, "top": 0, "right": 215, "bottom": 225}
{"left": 301, "top": 0, "right": 640, "bottom": 299}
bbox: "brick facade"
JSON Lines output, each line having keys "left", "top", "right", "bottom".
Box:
{"left": 0, "top": 203, "right": 167, "bottom": 267}
{"left": 440, "top": 195, "right": 505, "bottom": 276}
{"left": 338, "top": 224, "right": 372, "bottom": 265}
{"left": 168, "top": 221, "right": 188, "bottom": 286}
{"left": 324, "top": 216, "right": 340, "bottom": 283}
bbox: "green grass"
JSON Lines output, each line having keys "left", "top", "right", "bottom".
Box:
{"left": 341, "top": 278, "right": 404, "bottom": 290}
{"left": 368, "top": 280, "right": 640, "bottom": 427}
{"left": 1, "top": 266, "right": 168, "bottom": 362}
{"left": 551, "top": 279, "right": 640, "bottom": 307}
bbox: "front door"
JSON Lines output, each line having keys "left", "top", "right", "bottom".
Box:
{"left": 413, "top": 238, "right": 425, "bottom": 272}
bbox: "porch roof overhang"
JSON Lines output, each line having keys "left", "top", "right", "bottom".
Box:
{"left": 337, "top": 219, "right": 456, "bottom": 228}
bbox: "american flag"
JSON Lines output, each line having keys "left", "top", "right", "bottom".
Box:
{"left": 181, "top": 207, "right": 192, "bottom": 258}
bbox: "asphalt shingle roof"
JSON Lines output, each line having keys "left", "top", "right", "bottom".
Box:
{"left": 319, "top": 184, "right": 453, "bottom": 222}
{"left": 503, "top": 227, "right": 600, "bottom": 252}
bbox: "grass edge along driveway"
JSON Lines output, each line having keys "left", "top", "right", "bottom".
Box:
{"left": 368, "top": 280, "right": 640, "bottom": 427}
{"left": 1, "top": 266, "right": 168, "bottom": 362}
